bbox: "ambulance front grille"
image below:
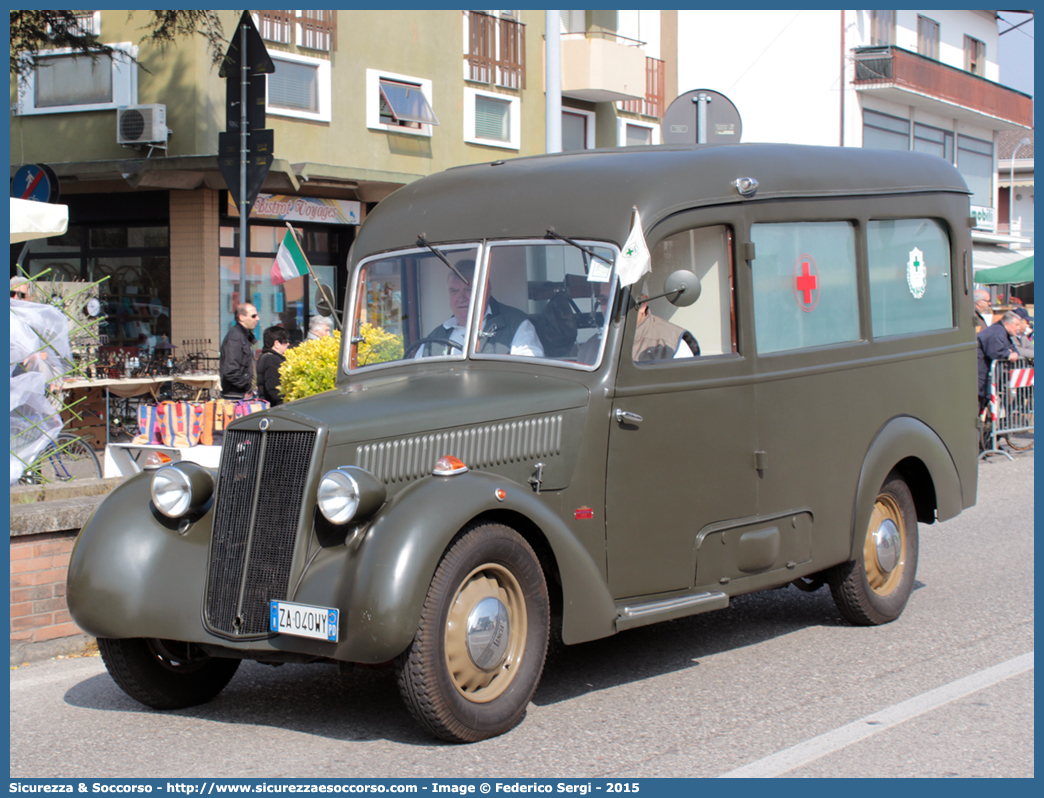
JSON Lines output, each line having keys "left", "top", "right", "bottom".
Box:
{"left": 205, "top": 429, "right": 315, "bottom": 636}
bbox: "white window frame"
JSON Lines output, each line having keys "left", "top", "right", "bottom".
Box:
{"left": 562, "top": 107, "right": 596, "bottom": 150}
{"left": 464, "top": 87, "right": 520, "bottom": 150}
{"left": 266, "top": 50, "right": 331, "bottom": 123}
{"left": 617, "top": 118, "right": 660, "bottom": 147}
{"left": 15, "top": 41, "right": 138, "bottom": 116}
{"left": 366, "top": 68, "right": 436, "bottom": 137}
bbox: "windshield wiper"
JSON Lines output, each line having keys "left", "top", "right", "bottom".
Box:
{"left": 545, "top": 228, "right": 609, "bottom": 263}
{"left": 416, "top": 235, "right": 469, "bottom": 285}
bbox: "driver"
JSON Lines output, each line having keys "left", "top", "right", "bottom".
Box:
{"left": 414, "top": 260, "right": 543, "bottom": 358}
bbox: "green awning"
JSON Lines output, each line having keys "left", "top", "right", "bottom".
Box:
{"left": 974, "top": 256, "right": 1034, "bottom": 285}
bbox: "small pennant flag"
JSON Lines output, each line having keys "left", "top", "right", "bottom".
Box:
{"left": 617, "top": 208, "right": 651, "bottom": 287}
{"left": 271, "top": 228, "right": 310, "bottom": 286}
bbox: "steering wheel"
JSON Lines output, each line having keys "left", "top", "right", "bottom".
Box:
{"left": 403, "top": 337, "right": 464, "bottom": 358}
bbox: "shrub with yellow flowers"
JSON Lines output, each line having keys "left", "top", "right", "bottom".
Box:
{"left": 356, "top": 322, "right": 404, "bottom": 367}
{"left": 278, "top": 330, "right": 342, "bottom": 402}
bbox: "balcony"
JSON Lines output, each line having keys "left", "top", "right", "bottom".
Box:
{"left": 852, "top": 46, "right": 1031, "bottom": 129}
{"left": 466, "top": 11, "right": 526, "bottom": 91}
{"left": 619, "top": 56, "right": 665, "bottom": 118}
{"left": 560, "top": 31, "right": 646, "bottom": 103}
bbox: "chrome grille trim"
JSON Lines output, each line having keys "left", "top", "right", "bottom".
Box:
{"left": 356, "top": 414, "right": 563, "bottom": 483}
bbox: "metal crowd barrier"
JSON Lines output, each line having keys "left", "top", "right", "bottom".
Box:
{"left": 980, "top": 356, "right": 1034, "bottom": 460}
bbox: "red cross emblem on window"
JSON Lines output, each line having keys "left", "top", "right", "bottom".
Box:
{"left": 793, "top": 255, "right": 820, "bottom": 312}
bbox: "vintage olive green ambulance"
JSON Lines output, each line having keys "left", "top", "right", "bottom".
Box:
{"left": 68, "top": 144, "right": 978, "bottom": 742}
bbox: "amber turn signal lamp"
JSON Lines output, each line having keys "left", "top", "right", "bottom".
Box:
{"left": 433, "top": 455, "right": 468, "bottom": 476}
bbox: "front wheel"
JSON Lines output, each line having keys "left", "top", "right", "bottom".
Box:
{"left": 829, "top": 472, "right": 919, "bottom": 626}
{"left": 98, "top": 638, "right": 240, "bottom": 710}
{"left": 396, "top": 523, "right": 550, "bottom": 742}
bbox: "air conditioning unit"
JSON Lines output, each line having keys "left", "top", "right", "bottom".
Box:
{"left": 117, "top": 104, "right": 168, "bottom": 146}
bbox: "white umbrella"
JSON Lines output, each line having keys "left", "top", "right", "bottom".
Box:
{"left": 10, "top": 197, "right": 68, "bottom": 244}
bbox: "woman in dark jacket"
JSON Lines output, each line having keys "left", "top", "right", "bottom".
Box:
{"left": 256, "top": 326, "right": 290, "bottom": 405}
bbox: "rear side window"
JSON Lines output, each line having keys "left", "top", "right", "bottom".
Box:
{"left": 867, "top": 219, "right": 953, "bottom": 337}
{"left": 751, "top": 221, "right": 860, "bottom": 354}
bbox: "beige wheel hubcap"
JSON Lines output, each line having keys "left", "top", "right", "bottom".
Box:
{"left": 444, "top": 563, "right": 527, "bottom": 703}
{"left": 864, "top": 494, "right": 906, "bottom": 596}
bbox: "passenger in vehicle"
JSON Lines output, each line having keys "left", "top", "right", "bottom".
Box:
{"left": 632, "top": 292, "right": 700, "bottom": 362}
{"left": 415, "top": 260, "right": 544, "bottom": 358}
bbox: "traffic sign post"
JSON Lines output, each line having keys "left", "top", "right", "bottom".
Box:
{"left": 220, "top": 11, "right": 276, "bottom": 303}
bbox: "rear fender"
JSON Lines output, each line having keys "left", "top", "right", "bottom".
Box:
{"left": 849, "top": 415, "right": 963, "bottom": 561}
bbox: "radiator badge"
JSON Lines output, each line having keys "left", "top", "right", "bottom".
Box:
{"left": 259, "top": 418, "right": 270, "bottom": 431}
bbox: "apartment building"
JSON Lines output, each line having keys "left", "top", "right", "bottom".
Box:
{"left": 671, "top": 9, "right": 1032, "bottom": 272}
{"left": 9, "top": 10, "right": 550, "bottom": 349}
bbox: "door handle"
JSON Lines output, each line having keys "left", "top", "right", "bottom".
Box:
{"left": 615, "top": 409, "right": 643, "bottom": 425}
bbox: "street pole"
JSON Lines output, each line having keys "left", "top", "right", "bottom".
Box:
{"left": 545, "top": 10, "right": 562, "bottom": 153}
{"left": 1009, "top": 136, "right": 1030, "bottom": 235}
{"left": 238, "top": 22, "right": 248, "bottom": 308}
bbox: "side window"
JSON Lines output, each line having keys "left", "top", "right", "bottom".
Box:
{"left": 751, "top": 221, "right": 859, "bottom": 354}
{"left": 867, "top": 219, "right": 953, "bottom": 337}
{"left": 635, "top": 225, "right": 735, "bottom": 363}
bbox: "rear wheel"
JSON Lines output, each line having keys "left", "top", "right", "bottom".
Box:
{"left": 829, "top": 472, "right": 919, "bottom": 626}
{"left": 98, "top": 638, "right": 240, "bottom": 710}
{"left": 396, "top": 523, "right": 549, "bottom": 742}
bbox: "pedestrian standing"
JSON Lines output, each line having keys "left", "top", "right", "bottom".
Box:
{"left": 256, "top": 326, "right": 290, "bottom": 406}
{"left": 219, "top": 303, "right": 259, "bottom": 399}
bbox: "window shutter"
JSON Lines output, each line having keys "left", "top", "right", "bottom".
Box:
{"left": 475, "top": 96, "right": 509, "bottom": 140}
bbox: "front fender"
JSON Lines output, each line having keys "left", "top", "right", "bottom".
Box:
{"left": 849, "top": 415, "right": 963, "bottom": 561}
{"left": 306, "top": 471, "right": 617, "bottom": 663}
{"left": 66, "top": 471, "right": 214, "bottom": 641}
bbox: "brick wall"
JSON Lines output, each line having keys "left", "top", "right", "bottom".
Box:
{"left": 170, "top": 188, "right": 221, "bottom": 351}
{"left": 10, "top": 530, "right": 85, "bottom": 654}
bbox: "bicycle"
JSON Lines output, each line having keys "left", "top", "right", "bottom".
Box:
{"left": 20, "top": 432, "right": 103, "bottom": 484}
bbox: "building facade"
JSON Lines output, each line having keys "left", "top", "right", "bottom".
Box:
{"left": 670, "top": 9, "right": 1032, "bottom": 272}
{"left": 9, "top": 10, "right": 551, "bottom": 350}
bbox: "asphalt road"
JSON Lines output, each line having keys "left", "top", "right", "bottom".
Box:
{"left": 10, "top": 449, "right": 1034, "bottom": 779}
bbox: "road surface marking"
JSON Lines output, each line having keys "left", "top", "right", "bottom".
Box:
{"left": 719, "top": 651, "right": 1034, "bottom": 778}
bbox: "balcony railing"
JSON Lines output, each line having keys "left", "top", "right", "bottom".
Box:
{"left": 852, "top": 46, "right": 1032, "bottom": 128}
{"left": 619, "top": 56, "right": 665, "bottom": 118}
{"left": 253, "top": 10, "right": 336, "bottom": 51}
{"left": 466, "top": 11, "right": 526, "bottom": 91}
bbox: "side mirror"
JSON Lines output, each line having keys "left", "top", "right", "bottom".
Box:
{"left": 315, "top": 284, "right": 336, "bottom": 317}
{"left": 664, "top": 270, "right": 701, "bottom": 307}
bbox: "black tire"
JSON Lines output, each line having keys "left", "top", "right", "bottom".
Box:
{"left": 98, "top": 638, "right": 240, "bottom": 710}
{"left": 21, "top": 433, "right": 102, "bottom": 484}
{"left": 395, "top": 523, "right": 550, "bottom": 743}
{"left": 829, "top": 472, "right": 919, "bottom": 626}
{"left": 1003, "top": 431, "right": 1034, "bottom": 452}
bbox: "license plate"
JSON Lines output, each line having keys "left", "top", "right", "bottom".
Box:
{"left": 270, "top": 600, "right": 339, "bottom": 642}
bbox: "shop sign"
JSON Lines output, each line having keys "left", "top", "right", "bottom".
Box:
{"left": 228, "top": 194, "right": 361, "bottom": 225}
{"left": 970, "top": 205, "right": 996, "bottom": 232}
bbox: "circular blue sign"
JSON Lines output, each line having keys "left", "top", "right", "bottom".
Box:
{"left": 12, "top": 164, "right": 57, "bottom": 203}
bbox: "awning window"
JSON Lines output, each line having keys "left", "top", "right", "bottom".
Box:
{"left": 379, "top": 81, "right": 439, "bottom": 126}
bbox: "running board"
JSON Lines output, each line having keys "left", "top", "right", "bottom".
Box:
{"left": 615, "top": 591, "right": 729, "bottom": 631}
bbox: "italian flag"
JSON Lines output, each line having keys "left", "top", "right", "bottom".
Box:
{"left": 271, "top": 228, "right": 310, "bottom": 285}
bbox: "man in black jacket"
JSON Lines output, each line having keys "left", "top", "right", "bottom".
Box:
{"left": 220, "top": 302, "right": 259, "bottom": 398}
{"left": 977, "top": 311, "right": 1021, "bottom": 409}
{"left": 256, "top": 326, "right": 290, "bottom": 406}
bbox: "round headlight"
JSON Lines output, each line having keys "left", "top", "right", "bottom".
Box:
{"left": 317, "top": 466, "right": 386, "bottom": 526}
{"left": 151, "top": 465, "right": 193, "bottom": 517}
{"left": 318, "top": 469, "right": 361, "bottom": 525}
{"left": 150, "top": 462, "right": 214, "bottom": 519}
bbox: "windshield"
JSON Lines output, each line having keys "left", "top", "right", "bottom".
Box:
{"left": 349, "top": 241, "right": 616, "bottom": 370}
